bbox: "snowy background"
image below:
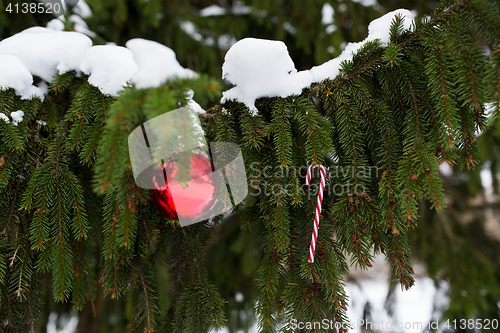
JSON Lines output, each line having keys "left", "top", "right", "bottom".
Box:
{"left": 46, "top": 256, "right": 443, "bottom": 333}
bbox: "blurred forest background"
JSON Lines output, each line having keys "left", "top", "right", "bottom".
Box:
{"left": 1, "top": 0, "right": 499, "bottom": 332}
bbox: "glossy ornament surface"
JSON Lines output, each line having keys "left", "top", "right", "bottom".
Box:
{"left": 149, "top": 153, "right": 218, "bottom": 220}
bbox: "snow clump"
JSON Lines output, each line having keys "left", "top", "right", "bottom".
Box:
{"left": 0, "top": 27, "right": 92, "bottom": 82}
{"left": 221, "top": 38, "right": 312, "bottom": 113}
{"left": 0, "top": 55, "right": 44, "bottom": 100}
{"left": 221, "top": 9, "right": 415, "bottom": 112}
{"left": 0, "top": 27, "right": 197, "bottom": 98}
{"left": 126, "top": 38, "right": 197, "bottom": 89}
{"left": 0, "top": 8, "right": 415, "bottom": 112}
{"left": 309, "top": 9, "right": 415, "bottom": 82}
{"left": 80, "top": 45, "right": 139, "bottom": 96}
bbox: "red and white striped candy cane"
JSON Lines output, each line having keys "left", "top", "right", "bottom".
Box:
{"left": 305, "top": 164, "right": 326, "bottom": 263}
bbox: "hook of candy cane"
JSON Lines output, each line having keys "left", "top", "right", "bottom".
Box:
{"left": 305, "top": 164, "right": 326, "bottom": 263}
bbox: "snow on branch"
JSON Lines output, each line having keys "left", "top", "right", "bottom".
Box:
{"left": 125, "top": 38, "right": 198, "bottom": 89}
{"left": 0, "top": 54, "right": 43, "bottom": 100}
{"left": 310, "top": 9, "right": 415, "bottom": 81}
{"left": 0, "top": 29, "right": 198, "bottom": 97}
{"left": 221, "top": 38, "right": 312, "bottom": 111}
{"left": 0, "top": 27, "right": 92, "bottom": 82}
{"left": 222, "top": 9, "right": 416, "bottom": 114}
{"left": 0, "top": 8, "right": 414, "bottom": 108}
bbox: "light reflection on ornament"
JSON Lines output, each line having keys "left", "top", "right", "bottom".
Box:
{"left": 148, "top": 153, "right": 219, "bottom": 221}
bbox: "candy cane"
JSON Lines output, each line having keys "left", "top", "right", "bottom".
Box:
{"left": 306, "top": 164, "right": 326, "bottom": 263}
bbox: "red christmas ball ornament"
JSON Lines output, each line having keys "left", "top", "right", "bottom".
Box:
{"left": 149, "top": 153, "right": 219, "bottom": 221}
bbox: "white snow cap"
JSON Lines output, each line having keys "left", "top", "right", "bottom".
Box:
{"left": 0, "top": 29, "right": 200, "bottom": 98}
{"left": 366, "top": 8, "right": 415, "bottom": 44}
{"left": 0, "top": 55, "right": 44, "bottom": 100}
{"left": 221, "top": 38, "right": 312, "bottom": 113}
{"left": 0, "top": 27, "right": 92, "bottom": 82}
{"left": 222, "top": 10, "right": 415, "bottom": 112}
{"left": 310, "top": 9, "right": 415, "bottom": 82}
{"left": 80, "top": 45, "right": 139, "bottom": 96}
{"left": 126, "top": 38, "right": 197, "bottom": 89}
